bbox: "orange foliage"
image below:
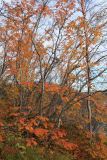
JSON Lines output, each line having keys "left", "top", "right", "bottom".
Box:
{"left": 0, "top": 0, "right": 107, "bottom": 159}
{"left": 33, "top": 128, "right": 48, "bottom": 137}
{"left": 0, "top": 122, "right": 4, "bottom": 127}
{"left": 26, "top": 138, "right": 37, "bottom": 147}
{"left": 57, "top": 139, "right": 78, "bottom": 151}
{"left": 0, "top": 135, "right": 3, "bottom": 142}
{"left": 51, "top": 129, "right": 67, "bottom": 140}
{"left": 45, "top": 83, "right": 60, "bottom": 93}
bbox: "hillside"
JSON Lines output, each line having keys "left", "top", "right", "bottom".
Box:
{"left": 0, "top": 80, "right": 107, "bottom": 160}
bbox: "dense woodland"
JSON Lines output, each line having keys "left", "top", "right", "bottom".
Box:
{"left": 0, "top": 0, "right": 107, "bottom": 159}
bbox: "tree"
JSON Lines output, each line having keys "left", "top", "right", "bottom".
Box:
{"left": 0, "top": 0, "right": 107, "bottom": 130}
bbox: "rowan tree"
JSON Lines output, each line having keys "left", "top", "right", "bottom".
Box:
{"left": 0, "top": 1, "right": 107, "bottom": 155}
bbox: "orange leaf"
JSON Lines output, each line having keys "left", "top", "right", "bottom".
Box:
{"left": 0, "top": 135, "right": 3, "bottom": 142}
{"left": 0, "top": 122, "right": 4, "bottom": 127}
{"left": 26, "top": 138, "right": 37, "bottom": 147}
{"left": 33, "top": 128, "right": 48, "bottom": 137}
